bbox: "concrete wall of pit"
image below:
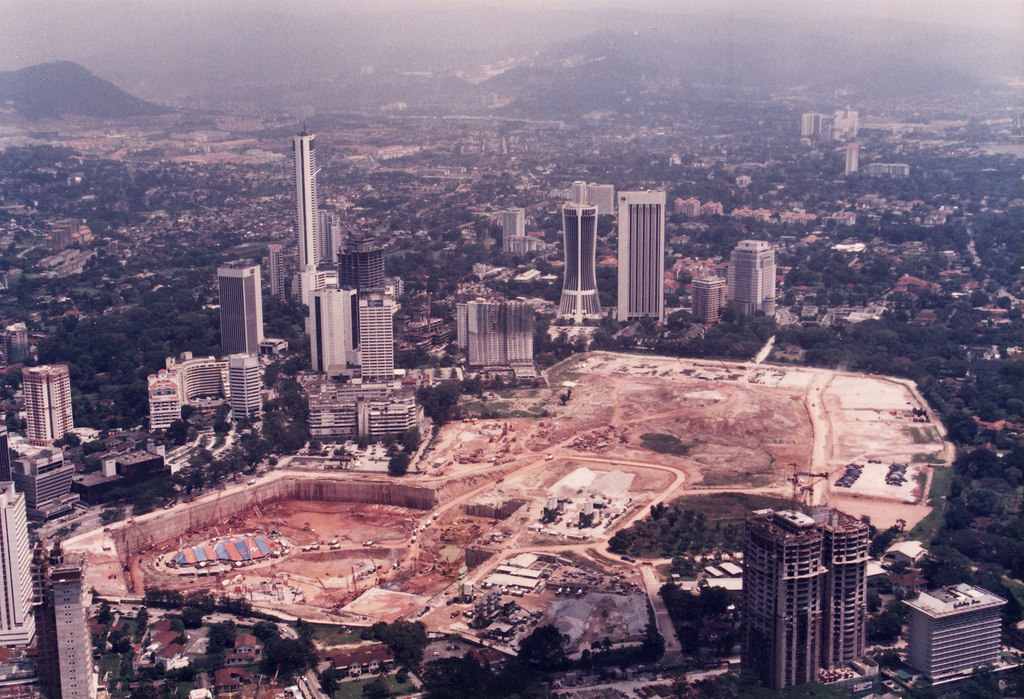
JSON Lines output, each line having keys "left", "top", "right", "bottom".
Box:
{"left": 112, "top": 477, "right": 437, "bottom": 564}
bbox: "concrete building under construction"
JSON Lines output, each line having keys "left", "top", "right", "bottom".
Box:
{"left": 742, "top": 508, "right": 871, "bottom": 691}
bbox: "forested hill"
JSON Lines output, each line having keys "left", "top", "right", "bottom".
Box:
{"left": 0, "top": 61, "right": 168, "bottom": 120}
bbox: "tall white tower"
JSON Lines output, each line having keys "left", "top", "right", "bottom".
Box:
{"left": 0, "top": 483, "right": 34, "bottom": 647}
{"left": 727, "top": 240, "right": 776, "bottom": 317}
{"left": 358, "top": 293, "right": 395, "bottom": 382}
{"left": 293, "top": 131, "right": 321, "bottom": 307}
{"left": 310, "top": 287, "right": 358, "bottom": 375}
{"left": 617, "top": 191, "right": 666, "bottom": 323}
{"left": 267, "top": 244, "right": 286, "bottom": 300}
{"left": 22, "top": 365, "right": 74, "bottom": 447}
{"left": 228, "top": 354, "right": 262, "bottom": 421}
{"left": 845, "top": 143, "right": 859, "bottom": 176}
{"left": 558, "top": 184, "right": 601, "bottom": 324}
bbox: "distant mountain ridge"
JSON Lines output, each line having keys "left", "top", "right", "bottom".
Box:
{"left": 0, "top": 61, "right": 168, "bottom": 120}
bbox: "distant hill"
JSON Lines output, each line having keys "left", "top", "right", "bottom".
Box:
{"left": 0, "top": 61, "right": 168, "bottom": 120}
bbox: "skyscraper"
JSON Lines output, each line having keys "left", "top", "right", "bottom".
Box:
{"left": 310, "top": 287, "right": 358, "bottom": 375}
{"left": 338, "top": 236, "right": 385, "bottom": 292}
{"left": 357, "top": 293, "right": 395, "bottom": 382}
{"left": 34, "top": 547, "right": 93, "bottom": 698}
{"left": 727, "top": 240, "right": 776, "bottom": 317}
{"left": 267, "top": 243, "right": 286, "bottom": 300}
{"left": 293, "top": 131, "right": 321, "bottom": 308}
{"left": 500, "top": 209, "right": 526, "bottom": 253}
{"left": 801, "top": 113, "right": 824, "bottom": 138}
{"left": 617, "top": 191, "right": 666, "bottom": 323}
{"left": 0, "top": 424, "right": 10, "bottom": 481}
{"left": 320, "top": 210, "right": 342, "bottom": 264}
{"left": 742, "top": 508, "right": 870, "bottom": 690}
{"left": 456, "top": 300, "right": 535, "bottom": 367}
{"left": 227, "top": 354, "right": 262, "bottom": 421}
{"left": 22, "top": 365, "right": 73, "bottom": 447}
{"left": 845, "top": 143, "right": 859, "bottom": 176}
{"left": 0, "top": 483, "right": 35, "bottom": 647}
{"left": 218, "top": 261, "right": 264, "bottom": 355}
{"left": 558, "top": 185, "right": 601, "bottom": 323}
{"left": 586, "top": 184, "right": 616, "bottom": 216}
{"left": 147, "top": 369, "right": 181, "bottom": 431}
{"left": 2, "top": 323, "right": 28, "bottom": 366}
{"left": 691, "top": 275, "right": 727, "bottom": 324}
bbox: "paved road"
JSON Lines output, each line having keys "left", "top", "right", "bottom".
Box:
{"left": 639, "top": 565, "right": 684, "bottom": 667}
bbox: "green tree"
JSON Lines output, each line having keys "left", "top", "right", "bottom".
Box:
{"left": 517, "top": 624, "right": 569, "bottom": 671}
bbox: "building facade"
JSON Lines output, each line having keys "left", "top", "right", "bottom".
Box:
{"left": 558, "top": 185, "right": 601, "bottom": 323}
{"left": 456, "top": 300, "right": 534, "bottom": 367}
{"left": 338, "top": 236, "right": 385, "bottom": 292}
{"left": 227, "top": 354, "right": 261, "bottom": 421}
{"left": 309, "top": 286, "right": 358, "bottom": 375}
{"left": 293, "top": 131, "right": 320, "bottom": 272}
{"left": 217, "top": 261, "right": 264, "bottom": 355}
{"left": 357, "top": 293, "right": 395, "bottom": 382}
{"left": 691, "top": 275, "right": 727, "bottom": 323}
{"left": 499, "top": 209, "right": 526, "bottom": 253}
{"left": 0, "top": 483, "right": 35, "bottom": 647}
{"left": 2, "top": 323, "right": 28, "bottom": 366}
{"left": 22, "top": 365, "right": 73, "bottom": 447}
{"left": 617, "top": 191, "right": 666, "bottom": 323}
{"left": 147, "top": 369, "right": 181, "bottom": 431}
{"left": 845, "top": 143, "right": 859, "bottom": 176}
{"left": 267, "top": 244, "right": 286, "bottom": 300}
{"left": 35, "top": 548, "right": 93, "bottom": 699}
{"left": 905, "top": 584, "right": 1005, "bottom": 682}
{"left": 165, "top": 353, "right": 228, "bottom": 403}
{"left": 12, "top": 449, "right": 78, "bottom": 520}
{"left": 308, "top": 381, "right": 424, "bottom": 441}
{"left": 727, "top": 240, "right": 776, "bottom": 317}
{"left": 319, "top": 210, "right": 342, "bottom": 264}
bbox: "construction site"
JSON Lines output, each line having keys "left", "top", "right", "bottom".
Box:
{"left": 63, "top": 351, "right": 953, "bottom": 649}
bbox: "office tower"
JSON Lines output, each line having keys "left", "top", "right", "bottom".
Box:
{"left": 357, "top": 293, "right": 395, "bottom": 382}
{"left": 456, "top": 300, "right": 534, "bottom": 367}
{"left": 34, "top": 547, "right": 92, "bottom": 699}
{"left": 309, "top": 287, "right": 358, "bottom": 375}
{"left": 267, "top": 244, "right": 286, "bottom": 300}
{"left": 338, "top": 236, "right": 386, "bottom": 292}
{"left": 12, "top": 449, "right": 78, "bottom": 520}
{"left": 905, "top": 584, "right": 1005, "bottom": 682}
{"left": 227, "top": 354, "right": 262, "bottom": 421}
{"left": 0, "top": 483, "right": 35, "bottom": 647}
{"left": 500, "top": 209, "right": 526, "bottom": 253}
{"left": 2, "top": 323, "right": 29, "bottom": 365}
{"left": 617, "top": 191, "right": 666, "bottom": 323}
{"left": 147, "top": 369, "right": 181, "bottom": 431}
{"left": 587, "top": 184, "right": 616, "bottom": 216}
{"left": 844, "top": 143, "right": 859, "bottom": 176}
{"left": 293, "top": 132, "right": 320, "bottom": 270}
{"left": 320, "top": 211, "right": 342, "bottom": 264}
{"left": 0, "top": 425, "right": 9, "bottom": 482}
{"left": 742, "top": 508, "right": 870, "bottom": 690}
{"left": 218, "top": 261, "right": 264, "bottom": 355}
{"left": 691, "top": 275, "right": 727, "bottom": 323}
{"left": 833, "top": 108, "right": 858, "bottom": 140}
{"left": 801, "top": 113, "right": 824, "bottom": 138}
{"left": 22, "top": 365, "right": 73, "bottom": 447}
{"left": 727, "top": 240, "right": 776, "bottom": 317}
{"left": 558, "top": 187, "right": 601, "bottom": 323}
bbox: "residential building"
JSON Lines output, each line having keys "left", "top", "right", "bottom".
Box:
{"left": 905, "top": 584, "right": 1006, "bottom": 682}
{"left": 319, "top": 210, "right": 342, "bottom": 264}
{"left": 34, "top": 546, "right": 93, "bottom": 699}
{"left": 2, "top": 323, "right": 28, "bottom": 366}
{"left": 456, "top": 300, "right": 534, "bottom": 367}
{"left": 338, "top": 236, "right": 385, "bottom": 292}
{"left": 865, "top": 162, "right": 910, "bottom": 177}
{"left": 845, "top": 143, "right": 859, "bottom": 176}
{"left": 267, "top": 244, "right": 286, "bottom": 300}
{"left": 227, "top": 354, "right": 261, "bottom": 421}
{"left": 12, "top": 449, "right": 78, "bottom": 520}
{"left": 293, "top": 131, "right": 320, "bottom": 308}
{"left": 617, "top": 190, "right": 666, "bottom": 323}
{"left": 0, "top": 483, "right": 35, "bottom": 647}
{"left": 308, "top": 380, "right": 425, "bottom": 441}
{"left": 833, "top": 108, "right": 858, "bottom": 140}
{"left": 801, "top": 113, "right": 825, "bottom": 138}
{"left": 678, "top": 197, "right": 701, "bottom": 217}
{"left": 691, "top": 275, "right": 727, "bottom": 323}
{"left": 357, "top": 293, "right": 395, "bottom": 382}
{"left": 147, "top": 369, "right": 181, "bottom": 431}
{"left": 217, "top": 260, "right": 264, "bottom": 355}
{"left": 46, "top": 219, "right": 78, "bottom": 252}
{"left": 22, "top": 365, "right": 73, "bottom": 447}
{"left": 309, "top": 286, "right": 358, "bottom": 375}
{"left": 586, "top": 184, "right": 616, "bottom": 216}
{"left": 728, "top": 240, "right": 776, "bottom": 317}
{"left": 499, "top": 208, "right": 526, "bottom": 253}
{"left": 742, "top": 508, "right": 871, "bottom": 690}
{"left": 699, "top": 201, "right": 723, "bottom": 216}
{"left": 558, "top": 184, "right": 601, "bottom": 323}
{"left": 165, "top": 353, "right": 228, "bottom": 403}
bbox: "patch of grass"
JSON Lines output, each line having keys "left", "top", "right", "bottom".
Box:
{"left": 911, "top": 452, "right": 944, "bottom": 464}
{"left": 909, "top": 466, "right": 952, "bottom": 541}
{"left": 306, "top": 622, "right": 363, "bottom": 647}
{"left": 639, "top": 432, "right": 691, "bottom": 456}
{"left": 546, "top": 354, "right": 585, "bottom": 387}
{"left": 333, "top": 673, "right": 415, "bottom": 699}
{"left": 906, "top": 426, "right": 938, "bottom": 444}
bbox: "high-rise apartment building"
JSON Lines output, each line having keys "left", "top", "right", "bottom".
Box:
{"left": 742, "top": 508, "right": 870, "bottom": 690}
{"left": 319, "top": 210, "right": 342, "bottom": 264}
{"left": 500, "top": 209, "right": 526, "bottom": 253}
{"left": 34, "top": 547, "right": 93, "bottom": 699}
{"left": 309, "top": 287, "right": 358, "bottom": 375}
{"left": 147, "top": 369, "right": 181, "bottom": 431}
{"left": 338, "top": 236, "right": 386, "bottom": 292}
{"left": 691, "top": 275, "right": 727, "bottom": 323}
{"left": 0, "top": 483, "right": 35, "bottom": 647}
{"left": 22, "top": 365, "right": 73, "bottom": 447}
{"left": 558, "top": 184, "right": 601, "bottom": 323}
{"left": 865, "top": 163, "right": 910, "bottom": 177}
{"left": 801, "top": 113, "right": 824, "bottom": 138}
{"left": 905, "top": 584, "right": 1006, "bottom": 682}
{"left": 267, "top": 244, "right": 286, "bottom": 300}
{"left": 678, "top": 197, "right": 701, "bottom": 217}
{"left": 2, "top": 323, "right": 28, "bottom": 366}
{"left": 833, "top": 108, "right": 858, "bottom": 140}
{"left": 456, "top": 300, "right": 535, "bottom": 367}
{"left": 218, "top": 261, "right": 264, "bottom": 355}
{"left": 357, "top": 293, "right": 395, "bottom": 382}
{"left": 845, "top": 143, "right": 859, "bottom": 176}
{"left": 227, "top": 354, "right": 261, "bottom": 421}
{"left": 727, "top": 240, "right": 776, "bottom": 317}
{"left": 617, "top": 191, "right": 666, "bottom": 323}
{"left": 587, "top": 184, "right": 616, "bottom": 216}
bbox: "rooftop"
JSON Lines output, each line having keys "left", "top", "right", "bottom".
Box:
{"left": 905, "top": 584, "right": 1006, "bottom": 617}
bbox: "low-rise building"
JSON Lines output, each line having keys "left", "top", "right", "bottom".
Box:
{"left": 308, "top": 380, "right": 425, "bottom": 441}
